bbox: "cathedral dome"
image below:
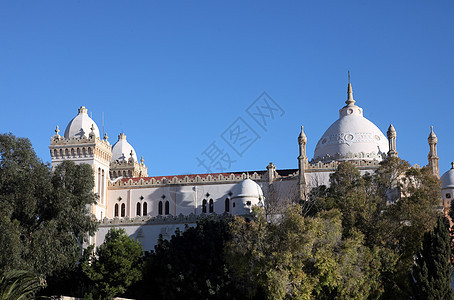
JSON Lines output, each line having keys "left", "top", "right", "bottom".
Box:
{"left": 232, "top": 178, "right": 264, "bottom": 199}
{"left": 111, "top": 133, "right": 138, "bottom": 162}
{"left": 441, "top": 163, "right": 454, "bottom": 189}
{"left": 313, "top": 82, "right": 388, "bottom": 163}
{"left": 64, "top": 106, "right": 100, "bottom": 139}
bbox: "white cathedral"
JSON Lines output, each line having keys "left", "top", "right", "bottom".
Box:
{"left": 48, "top": 81, "right": 453, "bottom": 251}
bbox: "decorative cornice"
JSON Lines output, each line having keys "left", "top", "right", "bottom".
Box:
{"left": 99, "top": 212, "right": 232, "bottom": 226}
{"left": 109, "top": 171, "right": 265, "bottom": 188}
{"left": 310, "top": 151, "right": 386, "bottom": 164}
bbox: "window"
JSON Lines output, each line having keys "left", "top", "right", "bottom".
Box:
{"left": 446, "top": 193, "right": 451, "bottom": 199}
{"left": 114, "top": 204, "right": 119, "bottom": 217}
{"left": 97, "top": 168, "right": 101, "bottom": 197}
{"left": 202, "top": 199, "right": 207, "bottom": 213}
{"left": 136, "top": 202, "right": 141, "bottom": 216}
{"left": 143, "top": 202, "right": 147, "bottom": 216}
{"left": 165, "top": 201, "right": 170, "bottom": 215}
{"left": 158, "top": 201, "right": 163, "bottom": 215}
{"left": 209, "top": 199, "right": 214, "bottom": 213}
{"left": 101, "top": 169, "right": 105, "bottom": 204}
{"left": 225, "top": 198, "right": 230, "bottom": 213}
{"left": 121, "top": 203, "right": 125, "bottom": 217}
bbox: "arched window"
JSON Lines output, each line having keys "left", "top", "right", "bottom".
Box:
{"left": 121, "top": 203, "right": 126, "bottom": 217}
{"left": 158, "top": 201, "right": 163, "bottom": 215}
{"left": 165, "top": 201, "right": 170, "bottom": 215}
{"left": 136, "top": 202, "right": 141, "bottom": 216}
{"left": 114, "top": 204, "right": 119, "bottom": 217}
{"left": 101, "top": 169, "right": 105, "bottom": 204}
{"left": 97, "top": 168, "right": 101, "bottom": 198}
{"left": 209, "top": 199, "right": 214, "bottom": 213}
{"left": 143, "top": 202, "right": 147, "bottom": 216}
{"left": 446, "top": 193, "right": 451, "bottom": 199}
{"left": 225, "top": 198, "right": 230, "bottom": 213}
{"left": 202, "top": 199, "right": 207, "bottom": 213}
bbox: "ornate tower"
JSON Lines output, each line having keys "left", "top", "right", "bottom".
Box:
{"left": 387, "top": 124, "right": 398, "bottom": 158}
{"left": 49, "top": 106, "right": 112, "bottom": 221}
{"left": 109, "top": 133, "right": 148, "bottom": 179}
{"left": 298, "top": 126, "right": 308, "bottom": 201}
{"left": 427, "top": 126, "right": 440, "bottom": 178}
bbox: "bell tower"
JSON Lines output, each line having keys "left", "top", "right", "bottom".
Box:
{"left": 49, "top": 106, "right": 112, "bottom": 221}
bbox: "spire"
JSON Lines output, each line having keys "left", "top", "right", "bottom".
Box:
{"left": 429, "top": 126, "right": 437, "bottom": 140}
{"left": 346, "top": 71, "right": 355, "bottom": 106}
{"left": 298, "top": 126, "right": 307, "bottom": 144}
{"left": 387, "top": 124, "right": 397, "bottom": 157}
{"left": 428, "top": 126, "right": 439, "bottom": 178}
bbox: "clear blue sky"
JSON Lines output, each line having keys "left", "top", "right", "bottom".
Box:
{"left": 1, "top": 1, "right": 453, "bottom": 176}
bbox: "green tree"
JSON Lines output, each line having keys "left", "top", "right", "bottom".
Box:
{"left": 83, "top": 228, "right": 143, "bottom": 299}
{"left": 0, "top": 133, "right": 98, "bottom": 278}
{"left": 312, "top": 158, "right": 442, "bottom": 298}
{"left": 226, "top": 205, "right": 382, "bottom": 299}
{"left": 136, "top": 217, "right": 242, "bottom": 300}
{"left": 411, "top": 216, "right": 454, "bottom": 300}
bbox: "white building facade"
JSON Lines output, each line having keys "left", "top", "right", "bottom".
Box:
{"left": 49, "top": 81, "right": 445, "bottom": 251}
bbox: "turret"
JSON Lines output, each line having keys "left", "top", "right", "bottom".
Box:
{"left": 387, "top": 124, "right": 398, "bottom": 158}
{"left": 428, "top": 126, "right": 440, "bottom": 178}
{"left": 298, "top": 126, "right": 308, "bottom": 200}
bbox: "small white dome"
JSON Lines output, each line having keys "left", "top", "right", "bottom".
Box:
{"left": 64, "top": 106, "right": 100, "bottom": 139}
{"left": 441, "top": 164, "right": 454, "bottom": 189}
{"left": 313, "top": 83, "right": 388, "bottom": 162}
{"left": 232, "top": 178, "right": 264, "bottom": 199}
{"left": 111, "top": 133, "right": 138, "bottom": 162}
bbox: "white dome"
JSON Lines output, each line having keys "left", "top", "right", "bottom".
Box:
{"left": 111, "top": 133, "right": 138, "bottom": 162}
{"left": 64, "top": 106, "right": 100, "bottom": 139}
{"left": 232, "top": 178, "right": 264, "bottom": 199}
{"left": 441, "top": 164, "right": 454, "bottom": 189}
{"left": 313, "top": 83, "right": 388, "bottom": 163}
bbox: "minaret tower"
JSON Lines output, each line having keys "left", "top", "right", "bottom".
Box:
{"left": 387, "top": 124, "right": 398, "bottom": 158}
{"left": 428, "top": 126, "right": 440, "bottom": 178}
{"left": 298, "top": 126, "right": 308, "bottom": 201}
{"left": 49, "top": 106, "right": 112, "bottom": 221}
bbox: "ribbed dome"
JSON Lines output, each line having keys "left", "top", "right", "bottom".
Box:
{"left": 232, "top": 179, "right": 263, "bottom": 199}
{"left": 64, "top": 106, "right": 100, "bottom": 139}
{"left": 313, "top": 83, "right": 388, "bottom": 163}
{"left": 111, "top": 133, "right": 138, "bottom": 162}
{"left": 441, "top": 163, "right": 454, "bottom": 189}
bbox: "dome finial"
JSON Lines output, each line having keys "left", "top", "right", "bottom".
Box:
{"left": 451, "top": 162, "right": 454, "bottom": 169}
{"left": 78, "top": 106, "right": 88, "bottom": 114}
{"left": 346, "top": 71, "right": 355, "bottom": 106}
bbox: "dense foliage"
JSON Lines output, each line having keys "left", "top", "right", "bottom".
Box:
{"left": 83, "top": 228, "right": 143, "bottom": 299}
{"left": 0, "top": 133, "right": 98, "bottom": 295}
{"left": 133, "top": 218, "right": 242, "bottom": 299}
{"left": 411, "top": 216, "right": 454, "bottom": 300}
{"left": 1, "top": 132, "right": 448, "bottom": 299}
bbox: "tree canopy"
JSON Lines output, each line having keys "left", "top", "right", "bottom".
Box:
{"left": 83, "top": 228, "right": 143, "bottom": 299}
{"left": 0, "top": 133, "right": 98, "bottom": 278}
